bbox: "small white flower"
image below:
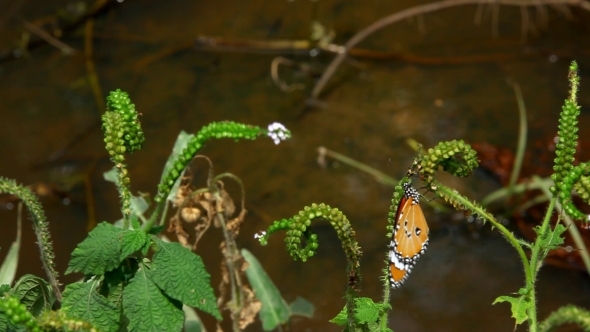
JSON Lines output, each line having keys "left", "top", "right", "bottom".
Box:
{"left": 254, "top": 231, "right": 267, "bottom": 239}
{"left": 267, "top": 122, "right": 290, "bottom": 145}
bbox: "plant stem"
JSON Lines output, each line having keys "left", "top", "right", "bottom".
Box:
{"left": 437, "top": 184, "right": 532, "bottom": 280}
{"left": 527, "top": 196, "right": 556, "bottom": 331}
{"left": 215, "top": 209, "right": 243, "bottom": 332}
{"left": 380, "top": 265, "right": 392, "bottom": 329}
{"left": 143, "top": 202, "right": 163, "bottom": 232}
{"left": 535, "top": 176, "right": 590, "bottom": 273}
{"left": 508, "top": 80, "right": 527, "bottom": 192}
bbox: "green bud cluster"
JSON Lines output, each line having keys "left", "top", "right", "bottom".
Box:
{"left": 102, "top": 112, "right": 127, "bottom": 164}
{"left": 574, "top": 174, "right": 590, "bottom": 203}
{"left": 155, "top": 121, "right": 270, "bottom": 203}
{"left": 420, "top": 140, "right": 479, "bottom": 184}
{"left": 552, "top": 61, "right": 581, "bottom": 196}
{"left": 105, "top": 89, "right": 145, "bottom": 154}
{"left": 38, "top": 310, "right": 97, "bottom": 332}
{"left": 256, "top": 219, "right": 291, "bottom": 245}
{"left": 259, "top": 203, "right": 361, "bottom": 283}
{"left": 558, "top": 162, "right": 590, "bottom": 221}
{"left": 386, "top": 180, "right": 407, "bottom": 237}
{"left": 0, "top": 296, "right": 40, "bottom": 332}
{"left": 101, "top": 89, "right": 146, "bottom": 219}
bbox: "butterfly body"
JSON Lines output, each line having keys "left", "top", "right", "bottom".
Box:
{"left": 389, "top": 182, "right": 429, "bottom": 288}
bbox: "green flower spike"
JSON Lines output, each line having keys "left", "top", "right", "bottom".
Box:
{"left": 551, "top": 61, "right": 590, "bottom": 221}
{"left": 419, "top": 139, "right": 479, "bottom": 186}
{"left": 154, "top": 121, "right": 291, "bottom": 203}
{"left": 256, "top": 203, "right": 362, "bottom": 331}
{"left": 101, "top": 90, "right": 145, "bottom": 219}
{"left": 0, "top": 296, "right": 41, "bottom": 332}
{"left": 552, "top": 61, "right": 580, "bottom": 194}
{"left": 0, "top": 178, "right": 61, "bottom": 301}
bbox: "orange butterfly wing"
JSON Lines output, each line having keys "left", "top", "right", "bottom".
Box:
{"left": 389, "top": 183, "right": 429, "bottom": 288}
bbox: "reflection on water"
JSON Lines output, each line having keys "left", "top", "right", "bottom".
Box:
{"left": 0, "top": 1, "right": 589, "bottom": 331}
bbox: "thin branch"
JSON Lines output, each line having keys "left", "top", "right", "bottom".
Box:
{"left": 21, "top": 19, "right": 76, "bottom": 55}
{"left": 311, "top": 0, "right": 590, "bottom": 100}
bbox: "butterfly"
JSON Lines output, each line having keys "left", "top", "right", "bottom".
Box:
{"left": 388, "top": 181, "right": 429, "bottom": 288}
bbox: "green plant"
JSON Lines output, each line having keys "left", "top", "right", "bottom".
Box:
{"left": 256, "top": 61, "right": 590, "bottom": 332}
{"left": 0, "top": 89, "right": 293, "bottom": 331}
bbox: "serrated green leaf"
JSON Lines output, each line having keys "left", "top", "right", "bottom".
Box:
{"left": 0, "top": 284, "right": 10, "bottom": 294}
{"left": 241, "top": 249, "right": 289, "bottom": 331}
{"left": 130, "top": 215, "right": 141, "bottom": 230}
{"left": 330, "top": 305, "right": 347, "bottom": 325}
{"left": 330, "top": 297, "right": 390, "bottom": 327}
{"left": 493, "top": 294, "right": 531, "bottom": 325}
{"left": 11, "top": 275, "right": 55, "bottom": 316}
{"left": 67, "top": 222, "right": 124, "bottom": 275}
{"left": 355, "top": 302, "right": 380, "bottom": 324}
{"left": 545, "top": 224, "right": 567, "bottom": 248}
{"left": 121, "top": 230, "right": 149, "bottom": 259}
{"left": 100, "top": 267, "right": 129, "bottom": 308}
{"left": 151, "top": 241, "right": 220, "bottom": 320}
{"left": 0, "top": 313, "right": 7, "bottom": 332}
{"left": 147, "top": 225, "right": 165, "bottom": 235}
{"left": 141, "top": 239, "right": 152, "bottom": 256}
{"left": 123, "top": 265, "right": 184, "bottom": 332}
{"left": 289, "top": 296, "right": 314, "bottom": 318}
{"left": 62, "top": 281, "right": 120, "bottom": 331}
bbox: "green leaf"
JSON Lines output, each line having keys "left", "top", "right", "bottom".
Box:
{"left": 100, "top": 263, "right": 137, "bottom": 308}
{"left": 11, "top": 275, "right": 55, "bottom": 316}
{"left": 123, "top": 265, "right": 184, "bottom": 332}
{"left": 67, "top": 222, "right": 124, "bottom": 275}
{"left": 330, "top": 297, "right": 391, "bottom": 327}
{"left": 0, "top": 284, "right": 10, "bottom": 294}
{"left": 0, "top": 313, "right": 7, "bottom": 331}
{"left": 493, "top": 294, "right": 531, "bottom": 325}
{"left": 241, "top": 248, "right": 289, "bottom": 331}
{"left": 121, "top": 230, "right": 149, "bottom": 259}
{"left": 183, "top": 305, "right": 206, "bottom": 332}
{"left": 0, "top": 217, "right": 21, "bottom": 287}
{"left": 330, "top": 307, "right": 347, "bottom": 326}
{"left": 147, "top": 225, "right": 166, "bottom": 235}
{"left": 130, "top": 195, "right": 149, "bottom": 216}
{"left": 61, "top": 281, "right": 120, "bottom": 331}
{"left": 289, "top": 296, "right": 315, "bottom": 318}
{"left": 544, "top": 224, "right": 567, "bottom": 249}
{"left": 0, "top": 313, "right": 22, "bottom": 332}
{"left": 103, "top": 167, "right": 119, "bottom": 185}
{"left": 160, "top": 131, "right": 193, "bottom": 202}
{"left": 150, "top": 241, "right": 221, "bottom": 320}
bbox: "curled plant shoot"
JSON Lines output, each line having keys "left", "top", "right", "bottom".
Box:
{"left": 154, "top": 122, "right": 290, "bottom": 204}
{"left": 256, "top": 203, "right": 362, "bottom": 331}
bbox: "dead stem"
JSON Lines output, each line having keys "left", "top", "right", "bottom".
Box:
{"left": 216, "top": 211, "right": 243, "bottom": 332}
{"left": 21, "top": 19, "right": 76, "bottom": 55}
{"left": 310, "top": 0, "right": 590, "bottom": 100}
{"left": 84, "top": 19, "right": 104, "bottom": 112}
{"left": 271, "top": 57, "right": 307, "bottom": 92}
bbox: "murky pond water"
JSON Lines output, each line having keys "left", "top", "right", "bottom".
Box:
{"left": 1, "top": 1, "right": 590, "bottom": 331}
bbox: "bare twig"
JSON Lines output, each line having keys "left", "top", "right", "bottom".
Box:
{"left": 21, "top": 19, "right": 76, "bottom": 55}
{"left": 311, "top": 0, "right": 590, "bottom": 100}
{"left": 270, "top": 56, "right": 307, "bottom": 92}
{"left": 84, "top": 19, "right": 104, "bottom": 112}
